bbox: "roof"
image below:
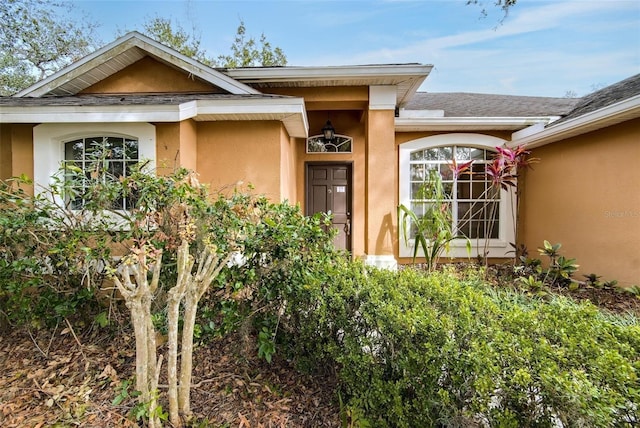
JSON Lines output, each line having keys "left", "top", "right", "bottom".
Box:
{"left": 13, "top": 31, "right": 432, "bottom": 107}
{"left": 0, "top": 93, "right": 290, "bottom": 106}
{"left": 405, "top": 92, "right": 579, "bottom": 117}
{"left": 550, "top": 73, "right": 640, "bottom": 126}
{"left": 511, "top": 74, "right": 640, "bottom": 148}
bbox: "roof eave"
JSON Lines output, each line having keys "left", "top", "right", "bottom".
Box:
{"left": 227, "top": 64, "right": 432, "bottom": 107}
{"left": 395, "top": 117, "right": 555, "bottom": 132}
{"left": 0, "top": 97, "right": 308, "bottom": 138}
{"left": 510, "top": 95, "right": 640, "bottom": 149}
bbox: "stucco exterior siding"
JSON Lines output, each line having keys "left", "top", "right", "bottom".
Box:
{"left": 520, "top": 118, "right": 640, "bottom": 286}
{"left": 196, "top": 121, "right": 283, "bottom": 199}
{"left": 0, "top": 124, "right": 12, "bottom": 180}
{"left": 0, "top": 124, "right": 35, "bottom": 192}
{"left": 80, "top": 57, "right": 219, "bottom": 94}
{"left": 366, "top": 109, "right": 397, "bottom": 256}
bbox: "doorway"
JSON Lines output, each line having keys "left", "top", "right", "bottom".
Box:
{"left": 305, "top": 163, "right": 352, "bottom": 251}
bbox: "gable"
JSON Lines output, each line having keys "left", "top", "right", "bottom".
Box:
{"left": 15, "top": 32, "right": 259, "bottom": 97}
{"left": 79, "top": 56, "right": 224, "bottom": 95}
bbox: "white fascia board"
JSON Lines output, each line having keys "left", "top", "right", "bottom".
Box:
{"left": 510, "top": 95, "right": 640, "bottom": 149}
{"left": 395, "top": 117, "right": 554, "bottom": 132}
{"left": 1, "top": 97, "right": 309, "bottom": 137}
{"left": 16, "top": 32, "right": 259, "bottom": 97}
{"left": 226, "top": 64, "right": 433, "bottom": 83}
{"left": 194, "top": 98, "right": 305, "bottom": 115}
{"left": 14, "top": 32, "right": 141, "bottom": 97}
{"left": 0, "top": 105, "right": 182, "bottom": 122}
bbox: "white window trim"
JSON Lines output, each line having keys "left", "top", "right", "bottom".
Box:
{"left": 399, "top": 133, "right": 515, "bottom": 259}
{"left": 33, "top": 123, "right": 156, "bottom": 204}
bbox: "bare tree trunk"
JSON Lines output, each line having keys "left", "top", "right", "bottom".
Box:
{"left": 112, "top": 250, "right": 163, "bottom": 428}
{"left": 167, "top": 240, "right": 193, "bottom": 427}
{"left": 178, "top": 247, "right": 234, "bottom": 418}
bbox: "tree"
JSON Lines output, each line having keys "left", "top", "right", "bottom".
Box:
{"left": 0, "top": 0, "right": 97, "bottom": 95}
{"left": 141, "top": 16, "right": 215, "bottom": 66}
{"left": 216, "top": 20, "right": 287, "bottom": 67}
{"left": 467, "top": 0, "right": 518, "bottom": 17}
{"left": 141, "top": 17, "right": 287, "bottom": 68}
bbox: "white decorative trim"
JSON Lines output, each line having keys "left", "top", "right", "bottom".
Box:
{"left": 369, "top": 86, "right": 397, "bottom": 110}
{"left": 33, "top": 123, "right": 156, "bottom": 200}
{"left": 363, "top": 255, "right": 398, "bottom": 271}
{"left": 398, "top": 133, "right": 514, "bottom": 259}
{"left": 1, "top": 98, "right": 309, "bottom": 138}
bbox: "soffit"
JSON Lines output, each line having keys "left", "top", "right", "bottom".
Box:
{"left": 224, "top": 64, "right": 433, "bottom": 107}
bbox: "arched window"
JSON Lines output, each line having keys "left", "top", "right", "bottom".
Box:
{"left": 33, "top": 123, "right": 156, "bottom": 209}
{"left": 399, "top": 134, "right": 515, "bottom": 259}
{"left": 63, "top": 136, "right": 139, "bottom": 210}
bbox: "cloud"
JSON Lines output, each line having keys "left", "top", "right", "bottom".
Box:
{"left": 309, "top": 0, "right": 639, "bottom": 96}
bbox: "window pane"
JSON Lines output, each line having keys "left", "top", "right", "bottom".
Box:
{"left": 410, "top": 150, "right": 424, "bottom": 161}
{"left": 125, "top": 139, "right": 139, "bottom": 159}
{"left": 65, "top": 140, "right": 83, "bottom": 160}
{"left": 108, "top": 137, "right": 124, "bottom": 160}
{"left": 440, "top": 163, "right": 452, "bottom": 180}
{"left": 472, "top": 182, "right": 486, "bottom": 199}
{"left": 470, "top": 148, "right": 485, "bottom": 160}
{"left": 457, "top": 181, "right": 471, "bottom": 199}
{"left": 411, "top": 164, "right": 425, "bottom": 181}
{"left": 455, "top": 147, "right": 470, "bottom": 160}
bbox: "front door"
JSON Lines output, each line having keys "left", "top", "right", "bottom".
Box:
{"left": 306, "top": 163, "right": 352, "bottom": 251}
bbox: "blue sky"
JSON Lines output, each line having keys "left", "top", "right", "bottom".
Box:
{"left": 70, "top": 0, "right": 640, "bottom": 97}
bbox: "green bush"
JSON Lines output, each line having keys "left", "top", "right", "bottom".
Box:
{"left": 287, "top": 266, "right": 639, "bottom": 427}
{"left": 0, "top": 178, "right": 105, "bottom": 327}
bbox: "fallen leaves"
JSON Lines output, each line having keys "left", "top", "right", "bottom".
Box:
{"left": 0, "top": 328, "right": 340, "bottom": 427}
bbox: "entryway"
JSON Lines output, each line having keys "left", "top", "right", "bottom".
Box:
{"left": 305, "top": 163, "right": 352, "bottom": 252}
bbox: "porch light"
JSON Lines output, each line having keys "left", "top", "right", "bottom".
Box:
{"left": 321, "top": 120, "right": 335, "bottom": 141}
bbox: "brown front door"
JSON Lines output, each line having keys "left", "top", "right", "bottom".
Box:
{"left": 306, "top": 163, "right": 352, "bottom": 251}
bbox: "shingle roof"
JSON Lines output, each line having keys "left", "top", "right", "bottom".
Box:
{"left": 0, "top": 93, "right": 292, "bottom": 106}
{"left": 550, "top": 73, "right": 640, "bottom": 126}
{"left": 404, "top": 92, "right": 579, "bottom": 117}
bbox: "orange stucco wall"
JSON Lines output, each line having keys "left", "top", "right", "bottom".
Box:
{"left": 279, "top": 127, "right": 297, "bottom": 203}
{"left": 0, "top": 124, "right": 11, "bottom": 180}
{"left": 520, "top": 118, "right": 640, "bottom": 286}
{"left": 0, "top": 124, "right": 35, "bottom": 192}
{"left": 196, "top": 121, "right": 285, "bottom": 199}
{"left": 366, "top": 109, "right": 397, "bottom": 256}
{"left": 80, "top": 57, "right": 220, "bottom": 94}
{"left": 155, "top": 120, "right": 198, "bottom": 177}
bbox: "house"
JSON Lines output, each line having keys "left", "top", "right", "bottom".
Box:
{"left": 1, "top": 32, "right": 638, "bottom": 285}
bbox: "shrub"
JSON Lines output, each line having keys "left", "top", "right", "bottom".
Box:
{"left": 0, "top": 177, "right": 106, "bottom": 328}
{"left": 287, "top": 266, "right": 639, "bottom": 427}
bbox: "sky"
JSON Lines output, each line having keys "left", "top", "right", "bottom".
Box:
{"left": 69, "top": 0, "right": 640, "bottom": 97}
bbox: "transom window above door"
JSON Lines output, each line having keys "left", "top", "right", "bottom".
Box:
{"left": 306, "top": 135, "right": 353, "bottom": 153}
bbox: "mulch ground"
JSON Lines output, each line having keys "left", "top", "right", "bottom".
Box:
{"left": 0, "top": 327, "right": 340, "bottom": 427}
